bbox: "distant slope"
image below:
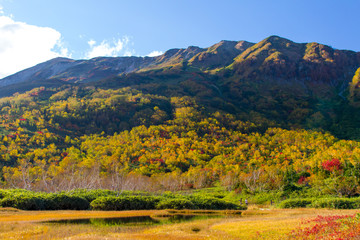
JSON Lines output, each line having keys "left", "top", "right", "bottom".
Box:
{"left": 227, "top": 36, "right": 360, "bottom": 86}
{"left": 0, "top": 36, "right": 358, "bottom": 95}
{"left": 0, "top": 40, "right": 254, "bottom": 91}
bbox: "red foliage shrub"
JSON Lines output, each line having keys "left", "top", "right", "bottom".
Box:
{"left": 322, "top": 158, "right": 342, "bottom": 172}
{"left": 297, "top": 176, "right": 307, "bottom": 185}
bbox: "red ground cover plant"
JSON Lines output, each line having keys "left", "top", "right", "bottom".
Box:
{"left": 288, "top": 213, "right": 360, "bottom": 239}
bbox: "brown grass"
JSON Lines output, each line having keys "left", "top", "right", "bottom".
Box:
{"left": 0, "top": 208, "right": 359, "bottom": 239}
{"left": 0, "top": 209, "right": 166, "bottom": 222}
{"left": 213, "top": 208, "right": 360, "bottom": 240}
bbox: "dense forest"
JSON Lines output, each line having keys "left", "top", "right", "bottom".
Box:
{"left": 0, "top": 85, "right": 358, "bottom": 199}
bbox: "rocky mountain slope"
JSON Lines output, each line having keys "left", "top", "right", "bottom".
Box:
{"left": 1, "top": 36, "right": 359, "bottom": 91}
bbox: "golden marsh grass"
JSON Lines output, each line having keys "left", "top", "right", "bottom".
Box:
{"left": 0, "top": 207, "right": 358, "bottom": 239}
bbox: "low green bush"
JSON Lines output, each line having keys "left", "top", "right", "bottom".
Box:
{"left": 0, "top": 191, "right": 89, "bottom": 210}
{"left": 90, "top": 195, "right": 161, "bottom": 211}
{"left": 90, "top": 194, "right": 244, "bottom": 211}
{"left": 189, "top": 196, "right": 245, "bottom": 210}
{"left": 0, "top": 195, "right": 53, "bottom": 210}
{"left": 0, "top": 190, "right": 8, "bottom": 200}
{"left": 310, "top": 198, "right": 360, "bottom": 209}
{"left": 47, "top": 194, "right": 90, "bottom": 210}
{"left": 278, "top": 197, "right": 360, "bottom": 209}
{"left": 156, "top": 198, "right": 195, "bottom": 210}
{"left": 250, "top": 191, "right": 283, "bottom": 204}
{"left": 4, "top": 189, "right": 34, "bottom": 195}
{"left": 67, "top": 189, "right": 118, "bottom": 202}
{"left": 0, "top": 188, "right": 244, "bottom": 211}
{"left": 277, "top": 198, "right": 314, "bottom": 208}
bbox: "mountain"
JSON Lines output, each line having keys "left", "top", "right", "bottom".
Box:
{"left": 0, "top": 36, "right": 359, "bottom": 138}
{"left": 0, "top": 41, "right": 249, "bottom": 90}
{"left": 1, "top": 36, "right": 359, "bottom": 92}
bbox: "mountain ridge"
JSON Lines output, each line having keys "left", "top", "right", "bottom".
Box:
{"left": 1, "top": 36, "right": 359, "bottom": 94}
{"left": 0, "top": 35, "right": 359, "bottom": 138}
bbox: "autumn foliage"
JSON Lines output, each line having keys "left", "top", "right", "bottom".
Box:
{"left": 0, "top": 86, "right": 359, "bottom": 200}
{"left": 322, "top": 159, "right": 342, "bottom": 172}
{"left": 288, "top": 214, "right": 360, "bottom": 239}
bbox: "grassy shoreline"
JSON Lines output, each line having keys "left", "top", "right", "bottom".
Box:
{"left": 0, "top": 207, "right": 359, "bottom": 239}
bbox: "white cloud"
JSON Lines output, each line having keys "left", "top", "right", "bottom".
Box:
{"left": 0, "top": 6, "right": 3, "bottom": 15}
{"left": 88, "top": 39, "right": 96, "bottom": 47}
{"left": 0, "top": 15, "right": 71, "bottom": 78}
{"left": 85, "top": 36, "right": 134, "bottom": 59}
{"left": 147, "top": 50, "right": 163, "bottom": 57}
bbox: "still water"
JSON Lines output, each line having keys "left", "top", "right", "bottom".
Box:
{"left": 44, "top": 214, "right": 231, "bottom": 227}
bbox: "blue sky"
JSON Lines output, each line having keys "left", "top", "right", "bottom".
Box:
{"left": 0, "top": 0, "right": 359, "bottom": 77}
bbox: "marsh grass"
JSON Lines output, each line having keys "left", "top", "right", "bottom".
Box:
{"left": 213, "top": 208, "right": 360, "bottom": 240}
{"left": 0, "top": 207, "right": 359, "bottom": 239}
{"left": 164, "top": 209, "right": 242, "bottom": 215}
{"left": 0, "top": 209, "right": 167, "bottom": 239}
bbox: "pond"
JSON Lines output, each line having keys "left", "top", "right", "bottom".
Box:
{"left": 44, "top": 213, "right": 236, "bottom": 227}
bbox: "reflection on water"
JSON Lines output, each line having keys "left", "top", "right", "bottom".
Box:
{"left": 47, "top": 216, "right": 159, "bottom": 226}
{"left": 45, "top": 214, "right": 228, "bottom": 227}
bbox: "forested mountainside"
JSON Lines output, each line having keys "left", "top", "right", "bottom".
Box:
{"left": 0, "top": 36, "right": 360, "bottom": 195}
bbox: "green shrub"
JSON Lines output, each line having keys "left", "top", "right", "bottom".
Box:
{"left": 210, "top": 193, "right": 227, "bottom": 199}
{"left": 278, "top": 197, "right": 360, "bottom": 209}
{"left": 282, "top": 183, "right": 303, "bottom": 195}
{"left": 189, "top": 196, "right": 245, "bottom": 210}
{"left": 161, "top": 191, "right": 176, "bottom": 198}
{"left": 0, "top": 190, "right": 8, "bottom": 199}
{"left": 0, "top": 189, "right": 244, "bottom": 211}
{"left": 0, "top": 193, "right": 89, "bottom": 210}
{"left": 67, "top": 189, "right": 118, "bottom": 202}
{"left": 5, "top": 189, "right": 34, "bottom": 195}
{"left": 47, "top": 194, "right": 90, "bottom": 210}
{"left": 0, "top": 195, "right": 53, "bottom": 210}
{"left": 90, "top": 195, "right": 161, "bottom": 211}
{"left": 156, "top": 198, "right": 195, "bottom": 210}
{"left": 277, "top": 198, "right": 313, "bottom": 208}
{"left": 250, "top": 191, "right": 283, "bottom": 204}
{"left": 119, "top": 191, "right": 153, "bottom": 196}
{"left": 310, "top": 198, "right": 360, "bottom": 209}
